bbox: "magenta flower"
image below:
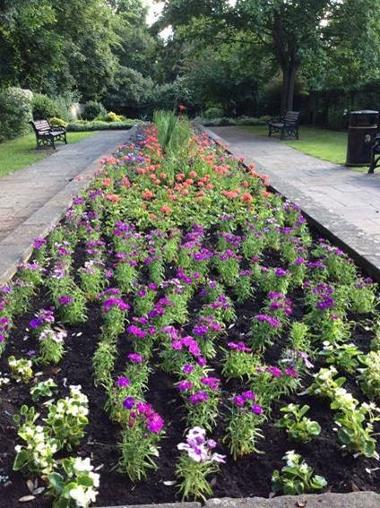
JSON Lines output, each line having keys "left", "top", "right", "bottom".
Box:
{"left": 242, "top": 390, "right": 255, "bottom": 401}
{"left": 178, "top": 380, "right": 193, "bottom": 392}
{"left": 128, "top": 352, "right": 144, "bottom": 364}
{"left": 183, "top": 364, "right": 194, "bottom": 374}
{"left": 201, "top": 377, "right": 220, "bottom": 390}
{"left": 127, "top": 325, "right": 146, "bottom": 338}
{"left": 251, "top": 404, "right": 263, "bottom": 415}
{"left": 189, "top": 391, "right": 209, "bottom": 405}
{"left": 117, "top": 376, "right": 130, "bottom": 388}
{"left": 267, "top": 366, "right": 282, "bottom": 378}
{"left": 233, "top": 395, "right": 245, "bottom": 407}
{"left": 147, "top": 413, "right": 164, "bottom": 434}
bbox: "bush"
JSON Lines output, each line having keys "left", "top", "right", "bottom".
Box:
{"left": 32, "top": 94, "right": 63, "bottom": 120}
{"left": 82, "top": 101, "right": 107, "bottom": 121}
{"left": 0, "top": 87, "right": 33, "bottom": 142}
{"left": 67, "top": 119, "right": 139, "bottom": 132}
{"left": 103, "top": 112, "right": 125, "bottom": 122}
{"left": 203, "top": 106, "right": 224, "bottom": 119}
{"left": 49, "top": 117, "right": 68, "bottom": 128}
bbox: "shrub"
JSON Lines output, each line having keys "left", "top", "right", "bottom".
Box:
{"left": 82, "top": 101, "right": 107, "bottom": 121}
{"left": 0, "top": 87, "right": 33, "bottom": 142}
{"left": 203, "top": 106, "right": 224, "bottom": 119}
{"left": 104, "top": 112, "right": 125, "bottom": 123}
{"left": 67, "top": 120, "right": 138, "bottom": 132}
{"left": 32, "top": 94, "right": 62, "bottom": 121}
{"left": 49, "top": 117, "right": 68, "bottom": 129}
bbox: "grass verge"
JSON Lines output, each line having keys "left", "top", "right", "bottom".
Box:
{"left": 0, "top": 131, "right": 96, "bottom": 178}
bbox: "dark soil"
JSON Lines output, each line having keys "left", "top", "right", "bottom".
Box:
{"left": 0, "top": 237, "right": 379, "bottom": 507}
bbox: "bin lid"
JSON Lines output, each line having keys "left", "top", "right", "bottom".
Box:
{"left": 350, "top": 110, "right": 379, "bottom": 115}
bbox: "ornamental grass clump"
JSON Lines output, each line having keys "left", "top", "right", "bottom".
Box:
{"left": 176, "top": 427, "right": 225, "bottom": 500}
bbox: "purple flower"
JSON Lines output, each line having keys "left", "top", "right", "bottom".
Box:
{"left": 201, "top": 377, "right": 220, "bottom": 390}
{"left": 146, "top": 413, "right": 164, "bottom": 434}
{"left": 127, "top": 325, "right": 146, "bottom": 339}
{"left": 251, "top": 404, "right": 263, "bottom": 415}
{"left": 275, "top": 268, "right": 288, "bottom": 278}
{"left": 255, "top": 314, "right": 281, "bottom": 328}
{"left": 116, "top": 376, "right": 130, "bottom": 388}
{"left": 197, "top": 356, "right": 207, "bottom": 367}
{"left": 242, "top": 390, "right": 255, "bottom": 401}
{"left": 178, "top": 380, "right": 193, "bottom": 392}
{"left": 233, "top": 395, "right": 245, "bottom": 407}
{"left": 189, "top": 391, "right": 209, "bottom": 405}
{"left": 0, "top": 334, "right": 5, "bottom": 343}
{"left": 58, "top": 295, "right": 73, "bottom": 306}
{"left": 33, "top": 237, "right": 46, "bottom": 250}
{"left": 228, "top": 341, "right": 252, "bottom": 353}
{"left": 123, "top": 396, "right": 135, "bottom": 410}
{"left": 285, "top": 367, "right": 298, "bottom": 378}
{"left": 193, "top": 325, "right": 208, "bottom": 336}
{"left": 183, "top": 364, "right": 194, "bottom": 375}
{"left": 102, "top": 297, "right": 130, "bottom": 313}
{"left": 267, "top": 366, "right": 282, "bottom": 378}
{"left": 128, "top": 352, "right": 144, "bottom": 364}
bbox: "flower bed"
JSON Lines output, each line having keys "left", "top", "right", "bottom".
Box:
{"left": 0, "top": 115, "right": 379, "bottom": 507}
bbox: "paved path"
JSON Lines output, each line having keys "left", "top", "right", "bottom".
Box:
{"left": 0, "top": 129, "right": 133, "bottom": 284}
{"left": 207, "top": 126, "right": 380, "bottom": 279}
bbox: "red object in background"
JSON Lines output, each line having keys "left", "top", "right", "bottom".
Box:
{"left": 178, "top": 104, "right": 187, "bottom": 113}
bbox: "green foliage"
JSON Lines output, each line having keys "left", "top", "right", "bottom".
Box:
{"left": 0, "top": 87, "right": 33, "bottom": 142}
{"left": 32, "top": 94, "right": 66, "bottom": 121}
{"left": 203, "top": 105, "right": 224, "bottom": 119}
{"left": 272, "top": 451, "right": 327, "bottom": 495}
{"left": 153, "top": 110, "right": 192, "bottom": 157}
{"left": 277, "top": 404, "right": 321, "bottom": 443}
{"left": 49, "top": 117, "right": 68, "bottom": 128}
{"left": 67, "top": 119, "right": 136, "bottom": 132}
{"left": 82, "top": 101, "right": 106, "bottom": 121}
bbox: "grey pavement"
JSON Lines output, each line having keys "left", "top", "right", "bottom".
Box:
{"left": 0, "top": 129, "right": 134, "bottom": 285}
{"left": 207, "top": 126, "right": 380, "bottom": 280}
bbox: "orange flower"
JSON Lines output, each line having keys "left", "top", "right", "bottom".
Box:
{"left": 241, "top": 192, "right": 253, "bottom": 204}
{"left": 106, "top": 193, "right": 121, "bottom": 203}
{"left": 102, "top": 177, "right": 112, "bottom": 187}
{"left": 137, "top": 167, "right": 147, "bottom": 175}
{"left": 160, "top": 205, "right": 172, "bottom": 215}
{"left": 121, "top": 177, "right": 131, "bottom": 188}
{"left": 142, "top": 189, "right": 154, "bottom": 200}
{"left": 189, "top": 170, "right": 198, "bottom": 178}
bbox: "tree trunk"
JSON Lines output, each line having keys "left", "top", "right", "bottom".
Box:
{"left": 281, "top": 63, "right": 298, "bottom": 114}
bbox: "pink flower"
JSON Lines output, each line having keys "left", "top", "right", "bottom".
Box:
{"left": 146, "top": 413, "right": 164, "bottom": 433}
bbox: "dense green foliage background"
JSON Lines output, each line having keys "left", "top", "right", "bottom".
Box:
{"left": 0, "top": 0, "right": 380, "bottom": 128}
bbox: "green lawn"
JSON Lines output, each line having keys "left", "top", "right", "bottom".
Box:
{"left": 0, "top": 131, "right": 96, "bottom": 178}
{"left": 241, "top": 125, "right": 357, "bottom": 167}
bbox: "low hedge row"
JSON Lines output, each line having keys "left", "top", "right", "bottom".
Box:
{"left": 67, "top": 120, "right": 142, "bottom": 132}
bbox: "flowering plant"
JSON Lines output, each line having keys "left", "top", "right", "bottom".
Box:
{"left": 225, "top": 391, "right": 264, "bottom": 459}
{"left": 277, "top": 404, "right": 321, "bottom": 443}
{"left": 47, "top": 456, "right": 100, "bottom": 508}
{"left": 271, "top": 450, "right": 327, "bottom": 495}
{"left": 176, "top": 427, "right": 225, "bottom": 500}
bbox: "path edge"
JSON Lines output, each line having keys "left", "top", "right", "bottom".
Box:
{"left": 204, "top": 126, "right": 380, "bottom": 282}
{"left": 0, "top": 127, "right": 137, "bottom": 286}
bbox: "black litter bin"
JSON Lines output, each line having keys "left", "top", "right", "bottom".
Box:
{"left": 346, "top": 110, "right": 379, "bottom": 166}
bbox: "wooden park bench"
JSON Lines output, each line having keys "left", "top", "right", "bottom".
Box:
{"left": 30, "top": 120, "right": 67, "bottom": 149}
{"left": 268, "top": 111, "right": 300, "bottom": 140}
{"left": 369, "top": 133, "right": 380, "bottom": 174}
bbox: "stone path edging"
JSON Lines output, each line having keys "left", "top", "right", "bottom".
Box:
{"left": 99, "top": 492, "right": 380, "bottom": 508}
{"left": 0, "top": 127, "right": 137, "bottom": 285}
{"left": 204, "top": 126, "right": 380, "bottom": 281}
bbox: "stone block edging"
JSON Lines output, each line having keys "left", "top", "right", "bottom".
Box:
{"left": 99, "top": 492, "right": 380, "bottom": 508}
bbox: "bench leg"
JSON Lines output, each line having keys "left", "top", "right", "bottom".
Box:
{"left": 268, "top": 126, "right": 272, "bottom": 137}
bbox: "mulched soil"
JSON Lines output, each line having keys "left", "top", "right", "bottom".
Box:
{"left": 0, "top": 227, "right": 379, "bottom": 508}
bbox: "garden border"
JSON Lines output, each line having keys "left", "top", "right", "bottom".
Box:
{"left": 203, "top": 127, "right": 380, "bottom": 283}
{"left": 0, "top": 127, "right": 137, "bottom": 287}
{"left": 100, "top": 491, "right": 380, "bottom": 508}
